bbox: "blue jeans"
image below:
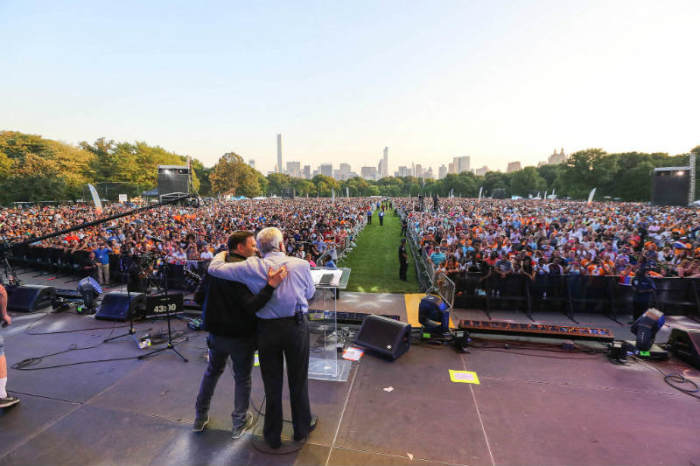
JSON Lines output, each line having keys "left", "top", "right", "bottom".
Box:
{"left": 195, "top": 334, "right": 255, "bottom": 428}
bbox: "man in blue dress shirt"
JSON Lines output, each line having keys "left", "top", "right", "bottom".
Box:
{"left": 208, "top": 227, "right": 317, "bottom": 448}
{"left": 93, "top": 240, "right": 112, "bottom": 285}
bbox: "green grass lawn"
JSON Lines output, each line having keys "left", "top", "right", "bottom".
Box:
{"left": 339, "top": 211, "right": 421, "bottom": 293}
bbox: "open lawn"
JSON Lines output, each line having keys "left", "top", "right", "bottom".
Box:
{"left": 339, "top": 210, "right": 421, "bottom": 293}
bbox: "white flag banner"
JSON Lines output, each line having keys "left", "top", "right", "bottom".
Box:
{"left": 118, "top": 194, "right": 128, "bottom": 203}
{"left": 478, "top": 186, "right": 483, "bottom": 200}
{"left": 544, "top": 190, "right": 547, "bottom": 200}
{"left": 88, "top": 184, "right": 103, "bottom": 213}
{"left": 587, "top": 187, "right": 597, "bottom": 205}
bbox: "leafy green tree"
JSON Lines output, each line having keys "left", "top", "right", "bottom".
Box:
{"left": 341, "top": 176, "right": 371, "bottom": 196}
{"left": 536, "top": 164, "right": 561, "bottom": 192}
{"left": 0, "top": 131, "right": 95, "bottom": 202}
{"left": 483, "top": 171, "right": 511, "bottom": 197}
{"left": 210, "top": 152, "right": 262, "bottom": 197}
{"left": 266, "top": 173, "right": 293, "bottom": 196}
{"left": 0, "top": 151, "right": 12, "bottom": 178}
{"left": 191, "top": 159, "right": 212, "bottom": 196}
{"left": 292, "top": 178, "right": 315, "bottom": 197}
{"left": 557, "top": 149, "right": 608, "bottom": 199}
{"left": 312, "top": 175, "right": 340, "bottom": 197}
{"left": 510, "top": 166, "right": 546, "bottom": 196}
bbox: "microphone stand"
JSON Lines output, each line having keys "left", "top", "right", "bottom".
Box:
{"left": 138, "top": 262, "right": 188, "bottom": 362}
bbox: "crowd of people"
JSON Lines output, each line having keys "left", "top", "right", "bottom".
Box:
{"left": 397, "top": 198, "right": 700, "bottom": 282}
{"left": 0, "top": 198, "right": 369, "bottom": 284}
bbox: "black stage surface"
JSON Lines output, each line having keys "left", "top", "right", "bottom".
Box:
{"left": 1, "top": 272, "right": 699, "bottom": 465}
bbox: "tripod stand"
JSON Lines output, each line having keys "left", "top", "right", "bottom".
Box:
{"left": 138, "top": 263, "right": 188, "bottom": 362}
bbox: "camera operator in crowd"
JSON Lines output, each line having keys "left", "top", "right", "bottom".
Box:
{"left": 193, "top": 231, "right": 288, "bottom": 438}
{"left": 208, "top": 227, "right": 317, "bottom": 450}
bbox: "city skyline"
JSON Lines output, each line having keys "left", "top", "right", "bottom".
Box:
{"left": 1, "top": 1, "right": 698, "bottom": 173}
{"left": 260, "top": 138, "right": 571, "bottom": 180}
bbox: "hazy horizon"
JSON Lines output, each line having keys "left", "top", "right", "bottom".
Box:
{"left": 2, "top": 0, "right": 698, "bottom": 173}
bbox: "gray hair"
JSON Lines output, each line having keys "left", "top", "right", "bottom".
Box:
{"left": 256, "top": 227, "right": 284, "bottom": 254}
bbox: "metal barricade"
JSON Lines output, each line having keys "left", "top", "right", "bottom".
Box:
{"left": 435, "top": 271, "right": 455, "bottom": 308}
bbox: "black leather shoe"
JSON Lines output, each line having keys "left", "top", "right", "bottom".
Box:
{"left": 265, "top": 438, "right": 281, "bottom": 449}
{"left": 293, "top": 415, "right": 318, "bottom": 442}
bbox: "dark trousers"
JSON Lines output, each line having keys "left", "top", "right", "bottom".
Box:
{"left": 399, "top": 261, "right": 407, "bottom": 280}
{"left": 379, "top": 216, "right": 384, "bottom": 225}
{"left": 257, "top": 316, "right": 311, "bottom": 445}
{"left": 367, "top": 215, "right": 372, "bottom": 224}
{"left": 195, "top": 334, "right": 255, "bottom": 428}
{"left": 633, "top": 299, "right": 651, "bottom": 320}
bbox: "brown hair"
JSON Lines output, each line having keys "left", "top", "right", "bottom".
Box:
{"left": 228, "top": 231, "right": 254, "bottom": 251}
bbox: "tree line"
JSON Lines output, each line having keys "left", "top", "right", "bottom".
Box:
{"left": 1, "top": 131, "right": 697, "bottom": 204}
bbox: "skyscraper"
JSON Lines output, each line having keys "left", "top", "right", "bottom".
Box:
{"left": 286, "top": 161, "right": 301, "bottom": 178}
{"left": 382, "top": 146, "right": 389, "bottom": 177}
{"left": 438, "top": 165, "right": 447, "bottom": 179}
{"left": 361, "top": 166, "right": 378, "bottom": 180}
{"left": 415, "top": 164, "right": 424, "bottom": 178}
{"left": 475, "top": 166, "right": 489, "bottom": 176}
{"left": 396, "top": 166, "right": 410, "bottom": 177}
{"left": 507, "top": 161, "right": 522, "bottom": 173}
{"left": 303, "top": 165, "right": 311, "bottom": 179}
{"left": 547, "top": 148, "right": 567, "bottom": 165}
{"left": 319, "top": 164, "right": 333, "bottom": 177}
{"left": 338, "top": 163, "right": 352, "bottom": 180}
{"left": 276, "top": 134, "right": 283, "bottom": 174}
{"left": 249, "top": 159, "right": 255, "bottom": 169}
{"left": 453, "top": 156, "right": 470, "bottom": 173}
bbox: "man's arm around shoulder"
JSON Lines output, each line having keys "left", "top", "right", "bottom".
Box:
{"left": 208, "top": 251, "right": 264, "bottom": 281}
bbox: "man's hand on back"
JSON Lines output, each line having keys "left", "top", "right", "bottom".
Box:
{"left": 267, "top": 266, "right": 288, "bottom": 288}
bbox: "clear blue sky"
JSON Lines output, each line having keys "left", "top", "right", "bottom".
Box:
{"left": 1, "top": 0, "right": 698, "bottom": 173}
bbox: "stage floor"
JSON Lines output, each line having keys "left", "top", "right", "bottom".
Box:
{"left": 1, "top": 271, "right": 699, "bottom": 465}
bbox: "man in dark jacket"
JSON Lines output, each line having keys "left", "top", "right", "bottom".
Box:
{"left": 399, "top": 238, "right": 408, "bottom": 280}
{"left": 193, "top": 231, "right": 287, "bottom": 438}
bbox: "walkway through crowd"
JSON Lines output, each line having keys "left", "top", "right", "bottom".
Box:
{"left": 339, "top": 208, "right": 421, "bottom": 293}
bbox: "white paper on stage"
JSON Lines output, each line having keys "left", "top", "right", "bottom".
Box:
{"left": 310, "top": 269, "right": 343, "bottom": 287}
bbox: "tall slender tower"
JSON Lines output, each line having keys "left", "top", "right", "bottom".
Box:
{"left": 382, "top": 146, "right": 389, "bottom": 177}
{"left": 276, "top": 134, "right": 283, "bottom": 173}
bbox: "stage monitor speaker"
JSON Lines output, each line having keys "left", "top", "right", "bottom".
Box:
{"left": 667, "top": 327, "right": 700, "bottom": 369}
{"left": 95, "top": 292, "right": 146, "bottom": 321}
{"left": 651, "top": 169, "right": 690, "bottom": 206}
{"left": 157, "top": 165, "right": 190, "bottom": 197}
{"left": 355, "top": 314, "right": 411, "bottom": 360}
{"left": 6, "top": 285, "right": 56, "bottom": 312}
